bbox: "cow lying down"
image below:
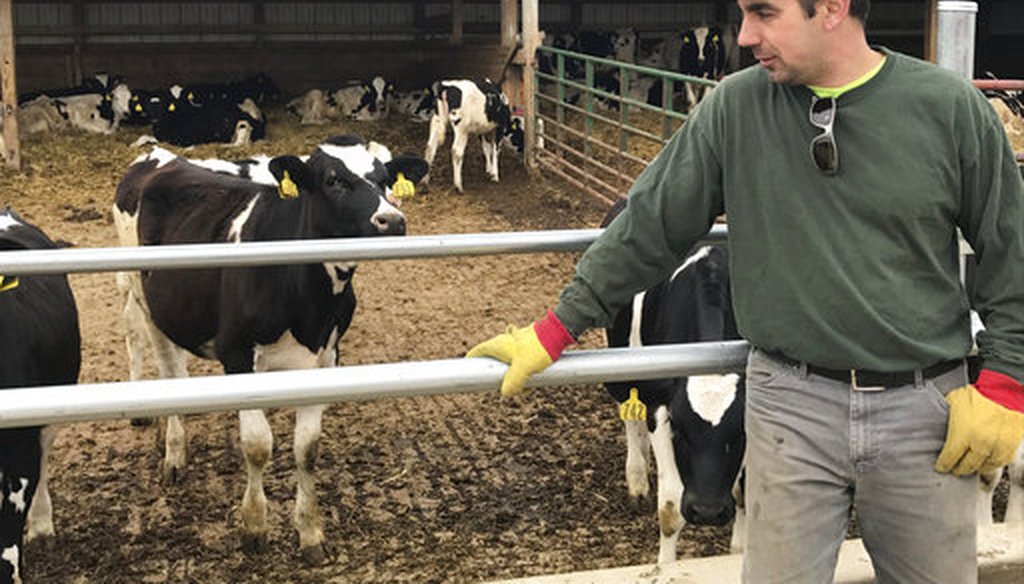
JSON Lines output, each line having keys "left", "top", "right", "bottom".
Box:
{"left": 112, "top": 136, "right": 427, "bottom": 564}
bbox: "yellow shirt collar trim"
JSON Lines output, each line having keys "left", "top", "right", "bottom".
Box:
{"left": 808, "top": 56, "right": 887, "bottom": 98}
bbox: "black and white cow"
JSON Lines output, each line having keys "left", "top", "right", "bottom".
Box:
{"left": 151, "top": 85, "right": 265, "bottom": 147}
{"left": 287, "top": 77, "right": 394, "bottom": 124}
{"left": 388, "top": 88, "right": 436, "bottom": 123}
{"left": 0, "top": 209, "right": 81, "bottom": 584}
{"left": 601, "top": 201, "right": 745, "bottom": 564}
{"left": 112, "top": 136, "right": 427, "bottom": 564}
{"left": 19, "top": 73, "right": 132, "bottom": 134}
{"left": 423, "top": 79, "right": 524, "bottom": 193}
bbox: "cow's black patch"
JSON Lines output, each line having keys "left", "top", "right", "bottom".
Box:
{"left": 325, "top": 135, "right": 363, "bottom": 147}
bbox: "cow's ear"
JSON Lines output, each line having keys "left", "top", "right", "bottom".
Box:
{"left": 386, "top": 153, "right": 429, "bottom": 186}
{"left": 268, "top": 156, "right": 314, "bottom": 199}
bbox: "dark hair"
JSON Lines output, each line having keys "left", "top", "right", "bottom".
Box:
{"left": 799, "top": 0, "right": 870, "bottom": 24}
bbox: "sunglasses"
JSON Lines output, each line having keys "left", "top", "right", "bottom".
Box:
{"left": 809, "top": 96, "right": 838, "bottom": 175}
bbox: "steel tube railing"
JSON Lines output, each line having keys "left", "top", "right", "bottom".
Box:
{"left": 0, "top": 341, "right": 750, "bottom": 428}
{"left": 0, "top": 228, "right": 730, "bottom": 275}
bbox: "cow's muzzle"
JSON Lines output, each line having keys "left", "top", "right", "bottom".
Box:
{"left": 372, "top": 211, "right": 406, "bottom": 235}
{"left": 682, "top": 495, "right": 735, "bottom": 526}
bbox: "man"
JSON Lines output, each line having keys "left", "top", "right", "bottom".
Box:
{"left": 467, "top": 1, "right": 1024, "bottom": 582}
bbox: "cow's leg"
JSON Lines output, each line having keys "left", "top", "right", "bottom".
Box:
{"left": 451, "top": 127, "right": 470, "bottom": 193}
{"left": 1006, "top": 443, "right": 1024, "bottom": 523}
{"left": 650, "top": 406, "right": 684, "bottom": 564}
{"left": 118, "top": 273, "right": 154, "bottom": 426}
{"left": 239, "top": 408, "right": 273, "bottom": 552}
{"left": 25, "top": 425, "right": 56, "bottom": 541}
{"left": 422, "top": 103, "right": 449, "bottom": 189}
{"left": 293, "top": 405, "right": 326, "bottom": 565}
{"left": 729, "top": 471, "right": 747, "bottom": 553}
{"left": 623, "top": 418, "right": 651, "bottom": 505}
{"left": 482, "top": 134, "right": 499, "bottom": 182}
{"left": 977, "top": 467, "right": 1002, "bottom": 526}
{"left": 147, "top": 326, "right": 189, "bottom": 484}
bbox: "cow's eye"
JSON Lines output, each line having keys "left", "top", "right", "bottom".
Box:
{"left": 325, "top": 172, "right": 339, "bottom": 187}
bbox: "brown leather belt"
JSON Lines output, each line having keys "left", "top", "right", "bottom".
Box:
{"left": 763, "top": 350, "right": 963, "bottom": 389}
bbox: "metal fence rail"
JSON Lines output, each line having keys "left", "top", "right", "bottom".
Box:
{"left": 0, "top": 226, "right": 729, "bottom": 275}
{"left": 0, "top": 341, "right": 750, "bottom": 429}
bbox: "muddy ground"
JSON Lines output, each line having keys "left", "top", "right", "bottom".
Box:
{"left": 1, "top": 106, "right": 1011, "bottom": 584}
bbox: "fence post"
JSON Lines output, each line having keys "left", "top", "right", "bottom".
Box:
{"left": 935, "top": 1, "right": 977, "bottom": 79}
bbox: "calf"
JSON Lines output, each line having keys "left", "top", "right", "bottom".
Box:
{"left": 152, "top": 86, "right": 265, "bottom": 147}
{"left": 112, "top": 136, "right": 426, "bottom": 564}
{"left": 0, "top": 209, "right": 81, "bottom": 584}
{"left": 601, "top": 201, "right": 745, "bottom": 564}
{"left": 422, "top": 79, "right": 523, "bottom": 193}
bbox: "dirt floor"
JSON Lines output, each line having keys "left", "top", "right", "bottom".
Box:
{"left": 1, "top": 105, "right": 1012, "bottom": 584}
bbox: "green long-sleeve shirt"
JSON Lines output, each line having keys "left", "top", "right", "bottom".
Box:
{"left": 555, "top": 49, "right": 1024, "bottom": 380}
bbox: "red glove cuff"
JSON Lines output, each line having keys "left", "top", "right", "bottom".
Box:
{"left": 533, "top": 310, "right": 576, "bottom": 361}
{"left": 974, "top": 368, "right": 1024, "bottom": 413}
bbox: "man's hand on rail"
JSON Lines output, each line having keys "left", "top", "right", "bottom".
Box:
{"left": 466, "top": 310, "right": 575, "bottom": 397}
{"left": 935, "top": 369, "right": 1024, "bottom": 476}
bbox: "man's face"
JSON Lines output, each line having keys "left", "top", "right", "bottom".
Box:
{"left": 737, "top": 0, "right": 828, "bottom": 85}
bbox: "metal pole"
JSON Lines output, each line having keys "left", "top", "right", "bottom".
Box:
{"left": 0, "top": 341, "right": 751, "bottom": 428}
{"left": 935, "top": 1, "right": 977, "bottom": 79}
{"left": 0, "top": 227, "right": 730, "bottom": 276}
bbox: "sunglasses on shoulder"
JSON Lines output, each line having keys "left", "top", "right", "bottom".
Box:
{"left": 809, "top": 96, "right": 838, "bottom": 175}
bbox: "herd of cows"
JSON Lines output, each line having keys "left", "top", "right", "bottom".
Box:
{"left": 2, "top": 27, "right": 1024, "bottom": 583}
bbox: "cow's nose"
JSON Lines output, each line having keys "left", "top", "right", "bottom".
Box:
{"left": 682, "top": 499, "right": 734, "bottom": 526}
{"left": 373, "top": 212, "right": 406, "bottom": 235}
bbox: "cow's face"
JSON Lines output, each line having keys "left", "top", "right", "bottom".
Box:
{"left": 672, "top": 374, "right": 745, "bottom": 526}
{"left": 284, "top": 136, "right": 410, "bottom": 237}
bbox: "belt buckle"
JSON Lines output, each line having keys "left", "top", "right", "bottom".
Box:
{"left": 851, "top": 370, "right": 884, "bottom": 392}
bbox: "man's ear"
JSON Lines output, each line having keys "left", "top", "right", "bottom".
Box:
{"left": 820, "top": 0, "right": 850, "bottom": 30}
{"left": 386, "top": 154, "right": 429, "bottom": 185}
{"left": 268, "top": 156, "right": 314, "bottom": 199}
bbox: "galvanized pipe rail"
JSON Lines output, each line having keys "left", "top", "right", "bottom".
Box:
{"left": 0, "top": 227, "right": 730, "bottom": 275}
{"left": 0, "top": 341, "right": 751, "bottom": 428}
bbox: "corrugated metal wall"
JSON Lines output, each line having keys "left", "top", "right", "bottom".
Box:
{"left": 10, "top": 1, "right": 1024, "bottom": 95}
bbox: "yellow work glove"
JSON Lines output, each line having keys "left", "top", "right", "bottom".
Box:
{"left": 935, "top": 369, "right": 1024, "bottom": 476}
{"left": 466, "top": 310, "right": 576, "bottom": 397}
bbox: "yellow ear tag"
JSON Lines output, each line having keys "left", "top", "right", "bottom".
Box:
{"left": 713, "top": 34, "right": 720, "bottom": 42}
{"left": 168, "top": 103, "right": 176, "bottom": 112}
{"left": 392, "top": 172, "right": 415, "bottom": 199}
{"left": 683, "top": 37, "right": 691, "bottom": 44}
{"left": 278, "top": 170, "right": 299, "bottom": 199}
{"left": 619, "top": 387, "right": 647, "bottom": 422}
{"left": 134, "top": 103, "right": 143, "bottom": 112}
{"left": 187, "top": 92, "right": 194, "bottom": 101}
{"left": 0, "top": 275, "right": 19, "bottom": 293}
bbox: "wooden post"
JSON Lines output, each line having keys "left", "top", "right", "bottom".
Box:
{"left": 522, "top": 0, "right": 538, "bottom": 172}
{"left": 501, "top": 0, "right": 517, "bottom": 48}
{"left": 71, "top": 0, "right": 84, "bottom": 85}
{"left": 451, "top": 0, "right": 463, "bottom": 45}
{"left": 924, "top": 0, "right": 938, "bottom": 62}
{"left": 0, "top": 0, "right": 20, "bottom": 170}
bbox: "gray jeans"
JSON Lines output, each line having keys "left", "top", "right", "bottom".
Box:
{"left": 742, "top": 348, "right": 977, "bottom": 584}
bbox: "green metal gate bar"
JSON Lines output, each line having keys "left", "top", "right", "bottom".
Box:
{"left": 534, "top": 44, "right": 718, "bottom": 205}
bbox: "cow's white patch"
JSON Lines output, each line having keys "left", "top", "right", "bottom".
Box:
{"left": 7, "top": 477, "right": 28, "bottom": 513}
{"left": 253, "top": 329, "right": 330, "bottom": 372}
{"left": 323, "top": 262, "right": 356, "bottom": 295}
{"left": 133, "top": 146, "right": 178, "bottom": 169}
{"left": 628, "top": 291, "right": 647, "bottom": 348}
{"left": 373, "top": 195, "right": 402, "bottom": 218}
{"left": 366, "top": 141, "right": 392, "bottom": 163}
{"left": 0, "top": 213, "right": 22, "bottom": 232}
{"left": 227, "top": 196, "right": 260, "bottom": 243}
{"left": 686, "top": 374, "right": 739, "bottom": 426}
{"left": 318, "top": 143, "right": 377, "bottom": 178}
{"left": 1, "top": 545, "right": 19, "bottom": 581}
{"left": 670, "top": 245, "right": 712, "bottom": 283}
{"left": 191, "top": 158, "right": 244, "bottom": 176}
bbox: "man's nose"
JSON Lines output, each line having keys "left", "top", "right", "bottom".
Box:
{"left": 737, "top": 18, "right": 757, "bottom": 48}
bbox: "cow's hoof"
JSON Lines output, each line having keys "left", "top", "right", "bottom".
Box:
{"left": 160, "top": 461, "right": 184, "bottom": 485}
{"left": 240, "top": 531, "right": 269, "bottom": 554}
{"left": 629, "top": 493, "right": 651, "bottom": 513}
{"left": 130, "top": 417, "right": 156, "bottom": 427}
{"left": 299, "top": 542, "right": 328, "bottom": 566}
